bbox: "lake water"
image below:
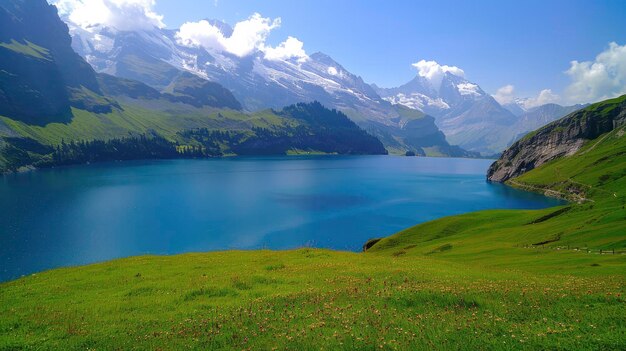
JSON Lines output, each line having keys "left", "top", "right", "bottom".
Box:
{"left": 0, "top": 156, "right": 564, "bottom": 282}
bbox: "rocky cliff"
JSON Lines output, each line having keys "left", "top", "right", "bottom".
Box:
{"left": 0, "top": 0, "right": 108, "bottom": 124}
{"left": 487, "top": 95, "right": 626, "bottom": 182}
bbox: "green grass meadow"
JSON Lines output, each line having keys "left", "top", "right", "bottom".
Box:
{"left": 1, "top": 108, "right": 625, "bottom": 350}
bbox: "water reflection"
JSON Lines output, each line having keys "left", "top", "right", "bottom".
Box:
{"left": 0, "top": 156, "right": 564, "bottom": 281}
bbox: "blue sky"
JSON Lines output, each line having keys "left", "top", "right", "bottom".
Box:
{"left": 152, "top": 0, "right": 626, "bottom": 100}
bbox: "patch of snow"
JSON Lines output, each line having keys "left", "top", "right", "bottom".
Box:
{"left": 456, "top": 82, "right": 481, "bottom": 96}
{"left": 384, "top": 93, "right": 450, "bottom": 111}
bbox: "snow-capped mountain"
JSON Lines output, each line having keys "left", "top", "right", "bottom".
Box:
{"left": 68, "top": 20, "right": 392, "bottom": 121}
{"left": 375, "top": 72, "right": 517, "bottom": 154}
{"left": 502, "top": 98, "right": 532, "bottom": 116}
{"left": 61, "top": 17, "right": 474, "bottom": 157}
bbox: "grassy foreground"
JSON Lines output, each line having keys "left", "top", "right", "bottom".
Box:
{"left": 1, "top": 249, "right": 624, "bottom": 350}
{"left": 1, "top": 113, "right": 625, "bottom": 350}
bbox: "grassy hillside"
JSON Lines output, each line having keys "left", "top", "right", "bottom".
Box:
{"left": 1, "top": 248, "right": 623, "bottom": 351}
{"left": 0, "top": 99, "right": 387, "bottom": 172}
{"left": 1, "top": 102, "right": 625, "bottom": 350}
{"left": 1, "top": 104, "right": 283, "bottom": 146}
{"left": 0, "top": 103, "right": 282, "bottom": 171}
{"left": 372, "top": 120, "right": 626, "bottom": 258}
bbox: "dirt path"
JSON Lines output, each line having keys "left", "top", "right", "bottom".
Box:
{"left": 508, "top": 180, "right": 592, "bottom": 203}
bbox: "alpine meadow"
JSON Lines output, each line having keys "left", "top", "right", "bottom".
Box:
{"left": 0, "top": 1, "right": 624, "bottom": 350}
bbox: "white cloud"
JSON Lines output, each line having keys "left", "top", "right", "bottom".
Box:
{"left": 227, "top": 13, "right": 280, "bottom": 57}
{"left": 176, "top": 20, "right": 228, "bottom": 52}
{"left": 492, "top": 85, "right": 558, "bottom": 109}
{"left": 412, "top": 59, "right": 465, "bottom": 89}
{"left": 564, "top": 42, "right": 626, "bottom": 104}
{"left": 53, "top": 0, "right": 165, "bottom": 31}
{"left": 263, "top": 36, "right": 308, "bottom": 62}
{"left": 492, "top": 84, "right": 516, "bottom": 105}
{"left": 327, "top": 66, "right": 338, "bottom": 76}
{"left": 524, "top": 89, "right": 559, "bottom": 109}
{"left": 176, "top": 13, "right": 286, "bottom": 58}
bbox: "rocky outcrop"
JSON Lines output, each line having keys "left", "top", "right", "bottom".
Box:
{"left": 487, "top": 95, "right": 626, "bottom": 182}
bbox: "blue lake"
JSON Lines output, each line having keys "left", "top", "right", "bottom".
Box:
{"left": 0, "top": 156, "right": 564, "bottom": 281}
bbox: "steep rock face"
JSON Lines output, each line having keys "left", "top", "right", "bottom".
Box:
{"left": 0, "top": 0, "right": 100, "bottom": 90}
{"left": 487, "top": 95, "right": 626, "bottom": 182}
{"left": 0, "top": 0, "right": 109, "bottom": 124}
{"left": 0, "top": 38, "right": 72, "bottom": 124}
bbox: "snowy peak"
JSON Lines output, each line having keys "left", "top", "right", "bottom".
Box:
{"left": 377, "top": 71, "right": 489, "bottom": 117}
{"left": 59, "top": 16, "right": 474, "bottom": 156}
{"left": 303, "top": 52, "right": 382, "bottom": 101}
{"left": 376, "top": 70, "right": 518, "bottom": 154}
{"left": 502, "top": 99, "right": 529, "bottom": 116}
{"left": 439, "top": 72, "right": 486, "bottom": 101}
{"left": 66, "top": 19, "right": 386, "bottom": 113}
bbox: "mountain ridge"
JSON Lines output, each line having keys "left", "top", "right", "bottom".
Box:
{"left": 62, "top": 15, "right": 473, "bottom": 157}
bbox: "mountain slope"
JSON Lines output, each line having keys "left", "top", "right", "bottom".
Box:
{"left": 369, "top": 94, "right": 626, "bottom": 265}
{"left": 161, "top": 72, "right": 242, "bottom": 110}
{"left": 0, "top": 0, "right": 111, "bottom": 124}
{"left": 487, "top": 95, "right": 626, "bottom": 183}
{"left": 364, "top": 105, "right": 474, "bottom": 156}
{"left": 508, "top": 103, "right": 586, "bottom": 141}
{"left": 376, "top": 72, "right": 518, "bottom": 155}
{"left": 63, "top": 17, "right": 470, "bottom": 157}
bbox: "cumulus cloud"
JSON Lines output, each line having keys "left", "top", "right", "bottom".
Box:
{"left": 564, "top": 42, "right": 626, "bottom": 104}
{"left": 412, "top": 60, "right": 465, "bottom": 89}
{"left": 227, "top": 14, "right": 280, "bottom": 57}
{"left": 176, "top": 13, "right": 304, "bottom": 59}
{"left": 263, "top": 36, "right": 307, "bottom": 62}
{"left": 492, "top": 85, "right": 559, "bottom": 109}
{"left": 497, "top": 42, "right": 626, "bottom": 107}
{"left": 176, "top": 20, "right": 228, "bottom": 52}
{"left": 524, "top": 89, "right": 559, "bottom": 109}
{"left": 53, "top": 0, "right": 165, "bottom": 31}
{"left": 492, "top": 84, "right": 516, "bottom": 105}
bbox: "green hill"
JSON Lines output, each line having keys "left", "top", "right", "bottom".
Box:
{"left": 0, "top": 100, "right": 387, "bottom": 172}
{"left": 372, "top": 96, "right": 626, "bottom": 259}
{"left": 1, "top": 97, "right": 625, "bottom": 350}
